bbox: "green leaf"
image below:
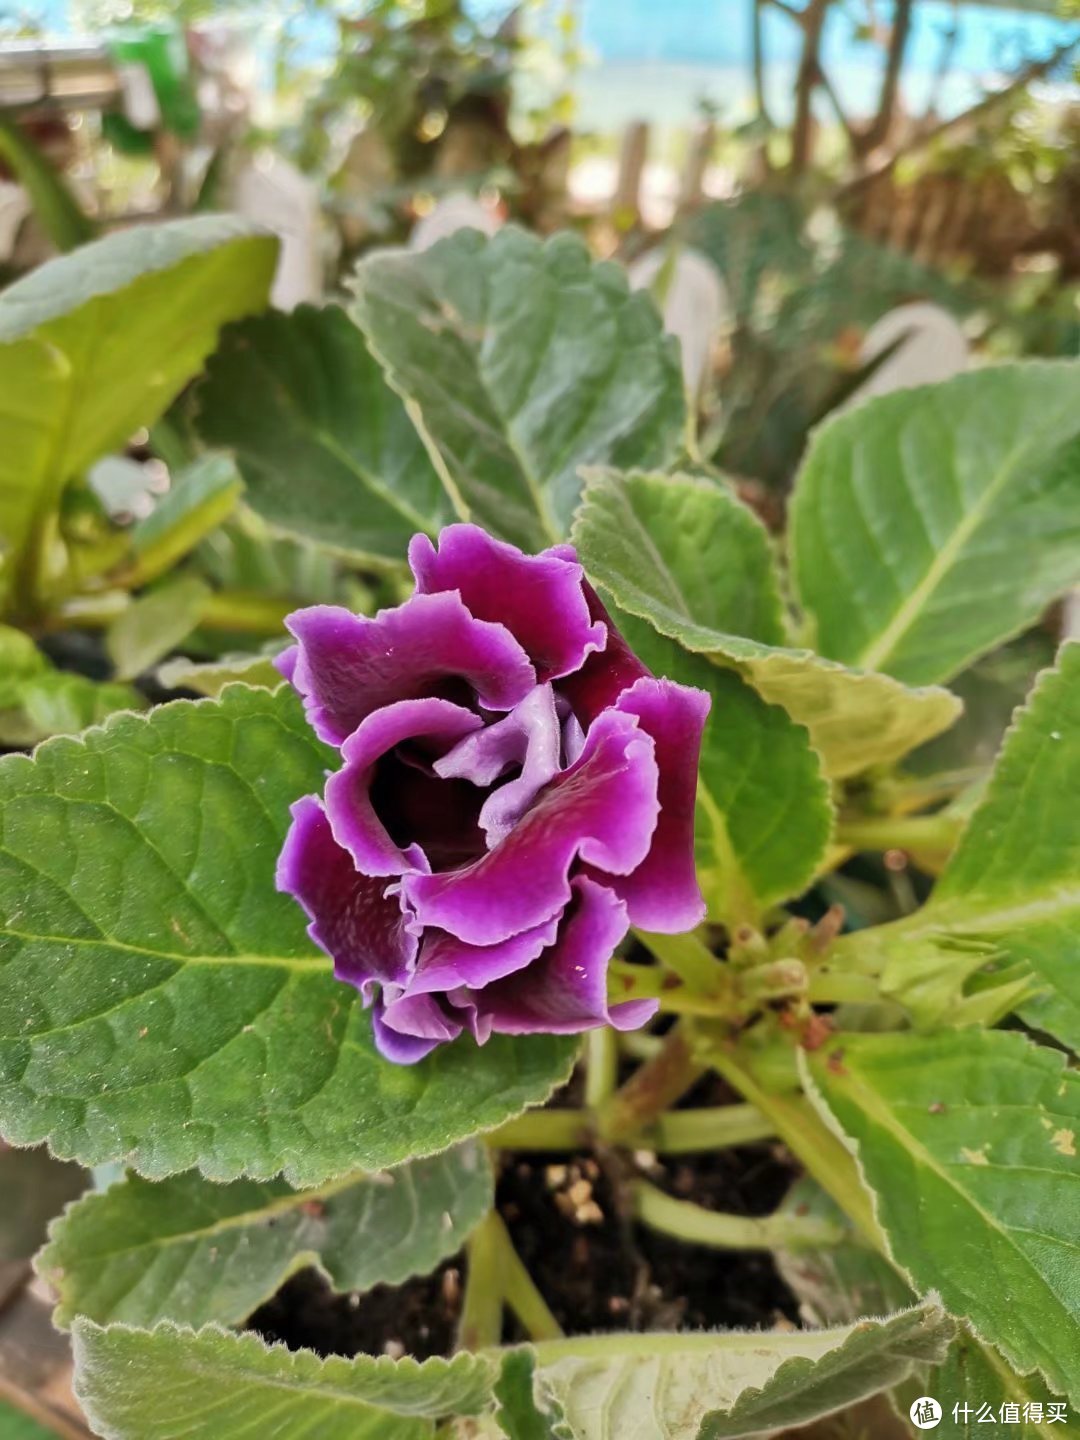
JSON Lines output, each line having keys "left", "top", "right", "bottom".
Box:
{"left": 894, "top": 1325, "right": 1069, "bottom": 1438}
{"left": 572, "top": 468, "right": 960, "bottom": 779}
{"left": 790, "top": 362, "right": 1080, "bottom": 686}
{"left": 195, "top": 305, "right": 451, "bottom": 565}
{"left": 0, "top": 1142, "right": 84, "bottom": 1262}
{"left": 73, "top": 1320, "right": 496, "bottom": 1439}
{"left": 0, "top": 625, "right": 48, "bottom": 707}
{"left": 105, "top": 575, "right": 212, "bottom": 679}
{"left": 804, "top": 1028, "right": 1080, "bottom": 1403}
{"left": 0, "top": 628, "right": 144, "bottom": 746}
{"left": 350, "top": 228, "right": 685, "bottom": 548}
{"left": 39, "top": 1144, "right": 491, "bottom": 1330}
{"left": 0, "top": 684, "right": 576, "bottom": 1186}
{"left": 615, "top": 613, "right": 832, "bottom": 920}
{"left": 157, "top": 648, "right": 284, "bottom": 697}
{"left": 125, "top": 456, "right": 243, "bottom": 587}
{"left": 0, "top": 1400, "right": 60, "bottom": 1440}
{"left": 0, "top": 216, "right": 277, "bottom": 613}
{"left": 492, "top": 1351, "right": 562, "bottom": 1440}
{"left": 527, "top": 1301, "right": 950, "bottom": 1439}
{"left": 844, "top": 643, "right": 1080, "bottom": 1039}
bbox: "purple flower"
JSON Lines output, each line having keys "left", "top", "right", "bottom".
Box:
{"left": 276, "top": 524, "right": 709, "bottom": 1064}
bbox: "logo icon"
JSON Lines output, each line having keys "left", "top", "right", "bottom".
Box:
{"left": 909, "top": 1397, "right": 943, "bottom": 1430}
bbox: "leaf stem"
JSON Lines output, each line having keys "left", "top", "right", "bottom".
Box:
{"left": 489, "top": 1212, "right": 564, "bottom": 1342}
{"left": 644, "top": 1104, "right": 774, "bottom": 1152}
{"left": 457, "top": 1211, "right": 504, "bottom": 1352}
{"left": 633, "top": 928, "right": 723, "bottom": 994}
{"left": 632, "top": 1179, "right": 846, "bottom": 1251}
{"left": 597, "top": 1022, "right": 703, "bottom": 1143}
{"left": 486, "top": 1108, "right": 592, "bottom": 1151}
{"left": 834, "top": 812, "right": 963, "bottom": 857}
{"left": 584, "top": 1027, "right": 619, "bottom": 1112}
{"left": 708, "top": 1044, "right": 887, "bottom": 1253}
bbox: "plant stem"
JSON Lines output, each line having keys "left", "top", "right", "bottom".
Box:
{"left": 805, "top": 970, "right": 883, "bottom": 1005}
{"left": 197, "top": 589, "right": 293, "bottom": 635}
{"left": 598, "top": 1022, "right": 702, "bottom": 1143}
{"left": 834, "top": 812, "right": 962, "bottom": 856}
{"left": 634, "top": 928, "right": 723, "bottom": 994}
{"left": 489, "top": 1212, "right": 564, "bottom": 1342}
{"left": 457, "top": 1211, "right": 504, "bottom": 1352}
{"left": 708, "top": 1045, "right": 887, "bottom": 1253}
{"left": 632, "top": 1180, "right": 845, "bottom": 1251}
{"left": 584, "top": 1027, "right": 619, "bottom": 1112}
{"left": 644, "top": 1104, "right": 774, "bottom": 1153}
{"left": 486, "top": 1108, "right": 592, "bottom": 1152}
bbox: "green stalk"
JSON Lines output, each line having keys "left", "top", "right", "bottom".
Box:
{"left": 489, "top": 1212, "right": 563, "bottom": 1342}
{"left": 584, "top": 1027, "right": 619, "bottom": 1112}
{"left": 598, "top": 1022, "right": 702, "bottom": 1143}
{"left": 709, "top": 1045, "right": 886, "bottom": 1252}
{"left": 834, "top": 812, "right": 962, "bottom": 856}
{"left": 633, "top": 1180, "right": 845, "bottom": 1251}
{"left": 633, "top": 928, "right": 724, "bottom": 994}
{"left": 457, "top": 1211, "right": 504, "bottom": 1352}
{"left": 645, "top": 1104, "right": 774, "bottom": 1153}
{"left": 486, "top": 1108, "right": 591, "bottom": 1151}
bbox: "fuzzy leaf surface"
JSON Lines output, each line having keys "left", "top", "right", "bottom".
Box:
{"left": 527, "top": 1301, "right": 949, "bottom": 1439}
{"left": 0, "top": 685, "right": 576, "bottom": 1185}
{"left": 351, "top": 229, "right": 685, "bottom": 548}
{"left": 73, "top": 1320, "right": 495, "bottom": 1439}
{"left": 790, "top": 363, "right": 1080, "bottom": 685}
{"left": 805, "top": 1029, "right": 1080, "bottom": 1403}
{"left": 39, "top": 1143, "right": 490, "bottom": 1329}
{"left": 196, "top": 306, "right": 451, "bottom": 563}
{"left": 572, "top": 468, "right": 959, "bottom": 779}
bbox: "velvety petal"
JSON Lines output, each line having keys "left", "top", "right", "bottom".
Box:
{"left": 371, "top": 998, "right": 445, "bottom": 1065}
{"left": 409, "top": 525, "right": 606, "bottom": 682}
{"left": 451, "top": 876, "right": 657, "bottom": 1039}
{"left": 325, "top": 698, "right": 483, "bottom": 876}
{"left": 435, "top": 684, "right": 561, "bottom": 846}
{"left": 557, "top": 582, "right": 650, "bottom": 726}
{"left": 401, "top": 708, "right": 659, "bottom": 945}
{"left": 276, "top": 796, "right": 415, "bottom": 994}
{"left": 277, "top": 591, "right": 535, "bottom": 746}
{"left": 403, "top": 915, "right": 561, "bottom": 997}
{"left": 611, "top": 676, "right": 711, "bottom": 932}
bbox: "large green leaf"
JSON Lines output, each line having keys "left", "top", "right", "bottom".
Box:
{"left": 0, "top": 217, "right": 277, "bottom": 613}
{"left": 73, "top": 1320, "right": 496, "bottom": 1440}
{"left": 894, "top": 1325, "right": 1069, "bottom": 1438}
{"left": 0, "top": 684, "right": 576, "bottom": 1186}
{"left": 790, "top": 362, "right": 1080, "bottom": 686}
{"left": 523, "top": 1301, "right": 950, "bottom": 1439}
{"left": 195, "top": 306, "right": 452, "bottom": 564}
{"left": 0, "top": 626, "right": 144, "bottom": 747}
{"left": 572, "top": 468, "right": 960, "bottom": 779}
{"left": 843, "top": 643, "right": 1080, "bottom": 1040}
{"left": 350, "top": 228, "right": 685, "bottom": 549}
{"left": 39, "top": 1143, "right": 490, "bottom": 1330}
{"left": 804, "top": 1029, "right": 1080, "bottom": 1403}
{"left": 616, "top": 613, "right": 832, "bottom": 921}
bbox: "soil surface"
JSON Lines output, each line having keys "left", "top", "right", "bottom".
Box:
{"left": 249, "top": 1079, "right": 800, "bottom": 1359}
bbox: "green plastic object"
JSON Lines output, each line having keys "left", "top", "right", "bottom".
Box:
{"left": 103, "top": 27, "right": 200, "bottom": 153}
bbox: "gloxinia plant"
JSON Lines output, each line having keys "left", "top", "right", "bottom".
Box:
{"left": 277, "top": 524, "right": 706, "bottom": 1061}
{"left": 2, "top": 221, "right": 1080, "bottom": 1440}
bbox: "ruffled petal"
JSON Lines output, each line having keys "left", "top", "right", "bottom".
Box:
{"left": 611, "top": 676, "right": 710, "bottom": 932}
{"left": 435, "top": 684, "right": 562, "bottom": 846}
{"left": 401, "top": 708, "right": 659, "bottom": 945}
{"left": 409, "top": 525, "right": 606, "bottom": 682}
{"left": 557, "top": 582, "right": 650, "bottom": 726}
{"left": 277, "top": 592, "right": 536, "bottom": 746}
{"left": 276, "top": 796, "right": 415, "bottom": 993}
{"left": 404, "top": 915, "right": 561, "bottom": 997}
{"left": 452, "top": 876, "right": 657, "bottom": 1038}
{"left": 324, "top": 698, "right": 484, "bottom": 876}
{"left": 371, "top": 998, "right": 447, "bottom": 1065}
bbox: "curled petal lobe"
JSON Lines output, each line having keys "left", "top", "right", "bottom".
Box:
{"left": 371, "top": 998, "right": 448, "bottom": 1065}
{"left": 277, "top": 591, "right": 535, "bottom": 746}
{"left": 276, "top": 796, "right": 415, "bottom": 994}
{"left": 452, "top": 877, "right": 658, "bottom": 1039}
{"left": 404, "top": 916, "right": 560, "bottom": 997}
{"left": 401, "top": 708, "right": 659, "bottom": 946}
{"left": 409, "top": 525, "right": 606, "bottom": 682}
{"left": 612, "top": 677, "right": 710, "bottom": 932}
{"left": 324, "top": 698, "right": 483, "bottom": 876}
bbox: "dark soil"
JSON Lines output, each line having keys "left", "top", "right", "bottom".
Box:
{"left": 249, "top": 1086, "right": 801, "bottom": 1360}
